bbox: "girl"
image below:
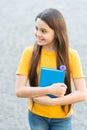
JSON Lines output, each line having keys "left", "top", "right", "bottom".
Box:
{"left": 16, "top": 8, "right": 87, "bottom": 130}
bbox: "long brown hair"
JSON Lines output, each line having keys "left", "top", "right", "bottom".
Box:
{"left": 28, "top": 8, "right": 71, "bottom": 113}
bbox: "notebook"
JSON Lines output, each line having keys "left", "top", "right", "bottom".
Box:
{"left": 39, "top": 68, "right": 66, "bottom": 98}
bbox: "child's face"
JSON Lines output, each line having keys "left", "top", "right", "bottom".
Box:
{"left": 35, "top": 18, "right": 55, "bottom": 49}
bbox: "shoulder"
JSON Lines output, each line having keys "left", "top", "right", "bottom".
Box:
{"left": 22, "top": 46, "right": 34, "bottom": 57}
{"left": 69, "top": 48, "right": 81, "bottom": 69}
{"left": 69, "top": 47, "right": 81, "bottom": 68}
{"left": 23, "top": 46, "right": 34, "bottom": 53}
{"left": 69, "top": 48, "right": 84, "bottom": 78}
{"left": 69, "top": 48, "right": 80, "bottom": 60}
{"left": 69, "top": 47, "right": 78, "bottom": 56}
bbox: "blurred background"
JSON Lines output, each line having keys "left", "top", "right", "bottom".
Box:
{"left": 0, "top": 0, "right": 87, "bottom": 129}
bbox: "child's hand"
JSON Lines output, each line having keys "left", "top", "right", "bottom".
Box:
{"left": 49, "top": 83, "right": 67, "bottom": 97}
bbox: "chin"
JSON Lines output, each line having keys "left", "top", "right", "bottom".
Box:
{"left": 37, "top": 42, "right": 44, "bottom": 46}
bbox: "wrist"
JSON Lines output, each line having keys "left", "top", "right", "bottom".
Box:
{"left": 46, "top": 86, "right": 53, "bottom": 95}
{"left": 44, "top": 86, "right": 51, "bottom": 95}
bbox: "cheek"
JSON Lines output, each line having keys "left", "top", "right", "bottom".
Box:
{"left": 51, "top": 34, "right": 55, "bottom": 41}
{"left": 47, "top": 34, "right": 55, "bottom": 41}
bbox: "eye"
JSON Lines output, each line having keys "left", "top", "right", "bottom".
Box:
{"left": 41, "top": 29, "right": 47, "bottom": 33}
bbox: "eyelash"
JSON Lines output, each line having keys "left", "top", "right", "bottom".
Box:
{"left": 41, "top": 29, "right": 46, "bottom": 33}
{"left": 35, "top": 27, "right": 46, "bottom": 33}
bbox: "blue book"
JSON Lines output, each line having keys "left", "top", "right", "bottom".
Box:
{"left": 39, "top": 68, "right": 66, "bottom": 98}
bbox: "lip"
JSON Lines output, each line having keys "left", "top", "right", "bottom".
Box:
{"left": 37, "top": 38, "right": 44, "bottom": 42}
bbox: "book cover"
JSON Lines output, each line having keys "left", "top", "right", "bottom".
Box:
{"left": 39, "top": 67, "right": 66, "bottom": 98}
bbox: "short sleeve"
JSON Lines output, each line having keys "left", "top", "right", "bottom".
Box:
{"left": 69, "top": 49, "right": 84, "bottom": 78}
{"left": 16, "top": 46, "right": 33, "bottom": 76}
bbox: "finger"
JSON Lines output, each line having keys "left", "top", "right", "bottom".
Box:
{"left": 60, "top": 83, "right": 67, "bottom": 89}
{"left": 55, "top": 83, "right": 66, "bottom": 87}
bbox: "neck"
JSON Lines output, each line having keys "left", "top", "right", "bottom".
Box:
{"left": 42, "top": 44, "right": 56, "bottom": 52}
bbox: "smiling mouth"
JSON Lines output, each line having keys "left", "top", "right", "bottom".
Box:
{"left": 37, "top": 39, "right": 44, "bottom": 42}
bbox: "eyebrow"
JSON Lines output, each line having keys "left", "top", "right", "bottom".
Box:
{"left": 35, "top": 25, "right": 47, "bottom": 30}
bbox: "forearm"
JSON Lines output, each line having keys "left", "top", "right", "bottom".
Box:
{"left": 50, "top": 90, "right": 87, "bottom": 106}
{"left": 33, "top": 78, "right": 87, "bottom": 106}
{"left": 16, "top": 86, "right": 50, "bottom": 98}
{"left": 33, "top": 90, "right": 87, "bottom": 106}
{"left": 16, "top": 79, "right": 67, "bottom": 98}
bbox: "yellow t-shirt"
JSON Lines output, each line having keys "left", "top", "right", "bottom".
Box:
{"left": 16, "top": 46, "right": 84, "bottom": 118}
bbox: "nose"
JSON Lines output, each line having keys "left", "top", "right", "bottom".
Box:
{"left": 35, "top": 30, "right": 42, "bottom": 37}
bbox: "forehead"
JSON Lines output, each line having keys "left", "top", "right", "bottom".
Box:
{"left": 35, "top": 18, "right": 50, "bottom": 29}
